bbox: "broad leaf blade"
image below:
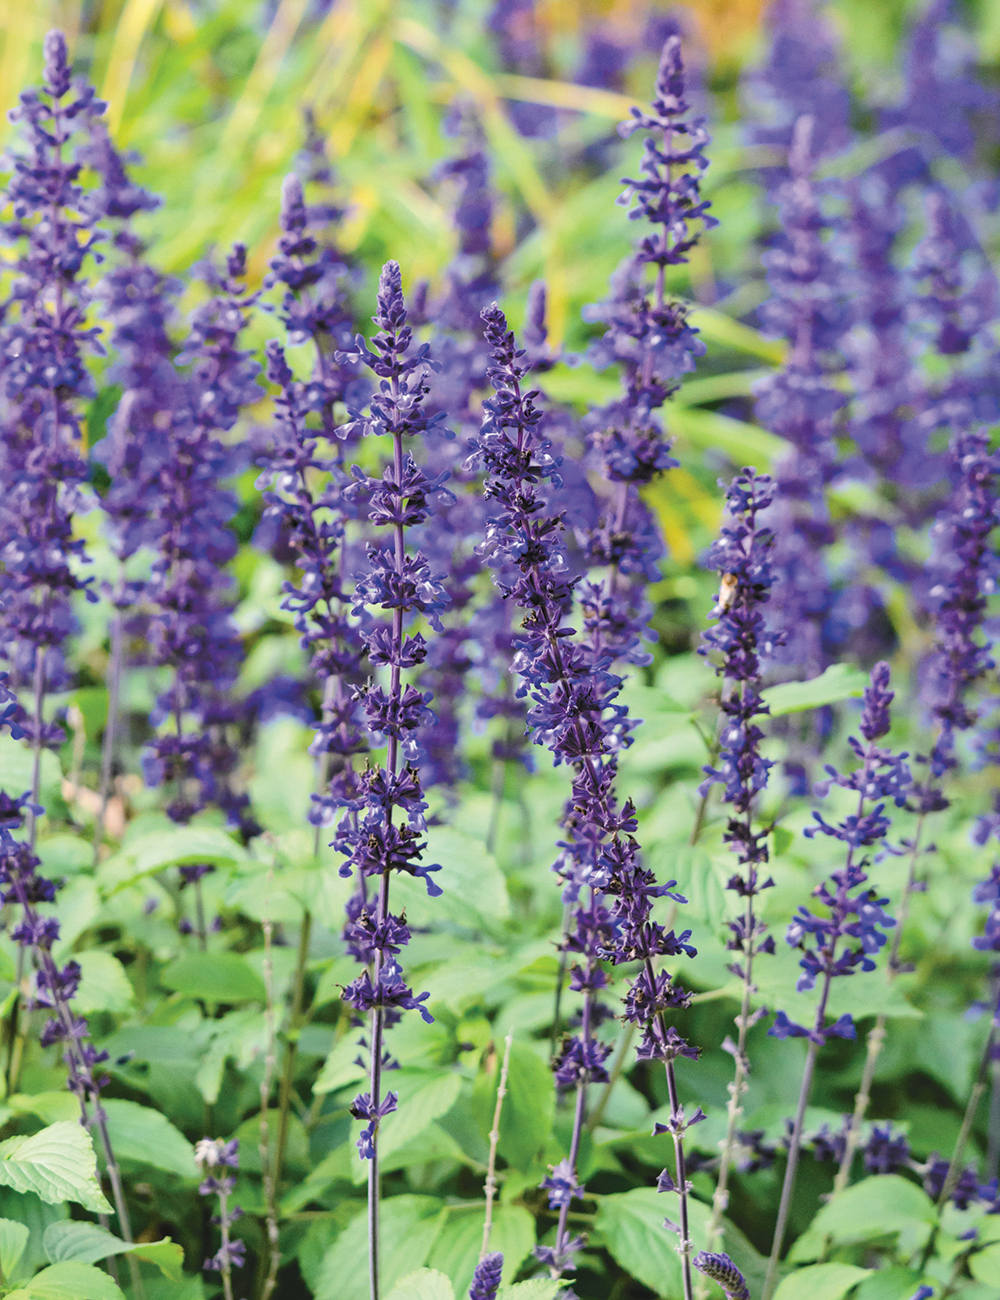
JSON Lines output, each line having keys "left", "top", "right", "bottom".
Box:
{"left": 760, "top": 664, "right": 867, "bottom": 717}
{"left": 0, "top": 1217, "right": 29, "bottom": 1280}
{"left": 0, "top": 1123, "right": 112, "bottom": 1215}
{"left": 773, "top": 1263, "right": 872, "bottom": 1300}
{"left": 384, "top": 1269, "right": 454, "bottom": 1300}
{"left": 24, "top": 1260, "right": 126, "bottom": 1300}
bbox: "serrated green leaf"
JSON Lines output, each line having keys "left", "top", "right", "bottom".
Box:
{"left": 427, "top": 1203, "right": 536, "bottom": 1294}
{"left": 789, "top": 1175, "right": 934, "bottom": 1262}
{"left": 314, "top": 1196, "right": 446, "bottom": 1300}
{"left": 760, "top": 664, "right": 868, "bottom": 717}
{"left": 160, "top": 952, "right": 265, "bottom": 1004}
{"left": 853, "top": 1267, "right": 927, "bottom": 1300}
{"left": 43, "top": 1221, "right": 184, "bottom": 1280}
{"left": 595, "top": 1188, "right": 712, "bottom": 1297}
{"left": 493, "top": 1044, "right": 554, "bottom": 1172}
{"left": 103, "top": 827, "right": 248, "bottom": 892}
{"left": 73, "top": 952, "right": 134, "bottom": 1016}
{"left": 102, "top": 1099, "right": 196, "bottom": 1178}
{"left": 497, "top": 1282, "right": 563, "bottom": 1300}
{"left": 0, "top": 1217, "right": 29, "bottom": 1281}
{"left": 0, "top": 1123, "right": 111, "bottom": 1215}
{"left": 773, "top": 1263, "right": 872, "bottom": 1300}
{"left": 384, "top": 1269, "right": 454, "bottom": 1300}
{"left": 23, "top": 1261, "right": 126, "bottom": 1300}
{"left": 378, "top": 1073, "right": 462, "bottom": 1162}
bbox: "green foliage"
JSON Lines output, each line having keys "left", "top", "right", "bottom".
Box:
{"left": 0, "top": 1220, "right": 29, "bottom": 1284}
{"left": 772, "top": 1264, "right": 873, "bottom": 1300}
{"left": 0, "top": 1126, "right": 111, "bottom": 1216}
{"left": 384, "top": 1271, "right": 454, "bottom": 1300}
{"left": 6, "top": 1261, "right": 126, "bottom": 1300}
{"left": 42, "top": 1223, "right": 183, "bottom": 1280}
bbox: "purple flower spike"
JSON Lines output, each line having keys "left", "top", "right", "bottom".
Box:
{"left": 334, "top": 263, "right": 446, "bottom": 1201}
{"left": 765, "top": 665, "right": 910, "bottom": 1284}
{"left": 140, "top": 248, "right": 262, "bottom": 841}
{"left": 743, "top": 0, "right": 851, "bottom": 174}
{"left": 469, "top": 1253, "right": 504, "bottom": 1300}
{"left": 698, "top": 468, "right": 785, "bottom": 1260}
{"left": 693, "top": 1251, "right": 751, "bottom": 1300}
{"left": 197, "top": 1137, "right": 245, "bottom": 1282}
{"left": 753, "top": 115, "right": 849, "bottom": 680}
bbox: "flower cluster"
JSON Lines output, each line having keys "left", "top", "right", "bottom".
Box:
{"left": 141, "top": 247, "right": 261, "bottom": 839}
{"left": 195, "top": 1137, "right": 246, "bottom": 1293}
{"left": 743, "top": 0, "right": 851, "bottom": 173}
{"left": 693, "top": 1251, "right": 751, "bottom": 1300}
{"left": 771, "top": 665, "right": 909, "bottom": 1043}
{"left": 919, "top": 428, "right": 1000, "bottom": 791}
{"left": 468, "top": 1252, "right": 504, "bottom": 1300}
{"left": 586, "top": 35, "right": 714, "bottom": 423}
{"left": 753, "top": 116, "right": 849, "bottom": 678}
{"left": 0, "top": 31, "right": 105, "bottom": 766}
{"left": 254, "top": 287, "right": 369, "bottom": 832}
{"left": 698, "top": 468, "right": 783, "bottom": 1248}
{"left": 336, "top": 263, "right": 449, "bottom": 1176}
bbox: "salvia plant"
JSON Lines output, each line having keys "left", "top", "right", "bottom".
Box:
{"left": 2, "top": 8, "right": 1000, "bottom": 1300}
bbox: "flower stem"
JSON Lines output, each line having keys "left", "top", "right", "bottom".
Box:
{"left": 274, "top": 908, "right": 312, "bottom": 1190}
{"left": 258, "top": 861, "right": 281, "bottom": 1300}
{"left": 94, "top": 600, "right": 124, "bottom": 862}
{"left": 762, "top": 1034, "right": 821, "bottom": 1300}
{"left": 835, "top": 812, "right": 927, "bottom": 1192}
{"left": 482, "top": 1032, "right": 513, "bottom": 1258}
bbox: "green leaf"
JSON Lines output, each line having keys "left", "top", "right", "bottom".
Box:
{"left": 595, "top": 1188, "right": 711, "bottom": 1297}
{"left": 314, "top": 1196, "right": 445, "bottom": 1300}
{"left": 668, "top": 404, "right": 784, "bottom": 469}
{"left": 494, "top": 1044, "right": 555, "bottom": 1172}
{"left": 0, "top": 1217, "right": 29, "bottom": 1281}
{"left": 384, "top": 1270, "right": 454, "bottom": 1300}
{"left": 103, "top": 827, "right": 248, "bottom": 892}
{"left": 8, "top": 1093, "right": 81, "bottom": 1125}
{"left": 853, "top": 1268, "right": 927, "bottom": 1300}
{"left": 128, "top": 1241, "right": 186, "bottom": 1281}
{"left": 0, "top": 1188, "right": 67, "bottom": 1281}
{"left": 970, "top": 1242, "right": 1000, "bottom": 1286}
{"left": 160, "top": 952, "right": 266, "bottom": 1004}
{"left": 23, "top": 1261, "right": 126, "bottom": 1300}
{"left": 689, "top": 305, "right": 787, "bottom": 364}
{"left": 73, "top": 952, "right": 134, "bottom": 1016}
{"left": 392, "top": 827, "right": 510, "bottom": 931}
{"left": 0, "top": 1123, "right": 112, "bottom": 1215}
{"left": 378, "top": 1072, "right": 463, "bottom": 1162}
{"left": 102, "top": 1099, "right": 196, "bottom": 1178}
{"left": 788, "top": 1176, "right": 935, "bottom": 1261}
{"left": 43, "top": 1222, "right": 184, "bottom": 1280}
{"left": 427, "top": 1203, "right": 536, "bottom": 1294}
{"left": 497, "top": 1283, "right": 562, "bottom": 1300}
{"left": 760, "top": 664, "right": 868, "bottom": 717}
{"left": 772, "top": 1264, "right": 873, "bottom": 1300}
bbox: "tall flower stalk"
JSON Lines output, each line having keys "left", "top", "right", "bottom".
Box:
{"left": 763, "top": 664, "right": 911, "bottom": 1298}
{"left": 475, "top": 305, "right": 699, "bottom": 1294}
{"left": 698, "top": 469, "right": 782, "bottom": 1270}
{"left": 0, "top": 30, "right": 104, "bottom": 837}
{"left": 142, "top": 246, "right": 261, "bottom": 839}
{"left": 338, "top": 262, "right": 447, "bottom": 1300}
{"left": 835, "top": 426, "right": 1000, "bottom": 1190}
{"left": 753, "top": 114, "right": 849, "bottom": 681}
